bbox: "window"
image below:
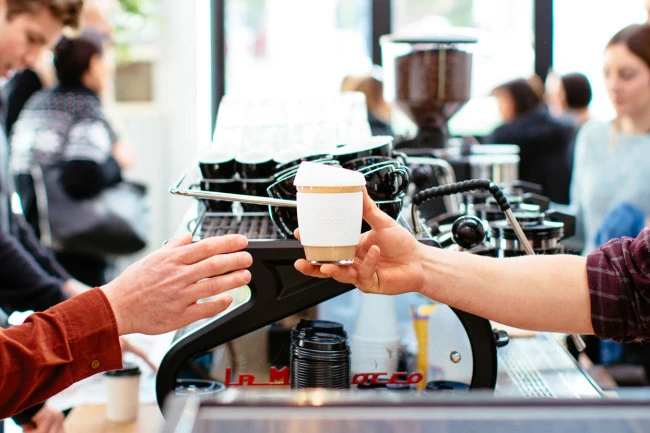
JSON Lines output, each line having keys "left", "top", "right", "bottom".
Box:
{"left": 224, "top": 0, "right": 372, "bottom": 96}
{"left": 553, "top": 0, "right": 647, "bottom": 120}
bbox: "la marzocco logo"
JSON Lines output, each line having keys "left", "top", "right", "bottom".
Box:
{"left": 225, "top": 367, "right": 423, "bottom": 387}
{"left": 318, "top": 207, "right": 346, "bottom": 225}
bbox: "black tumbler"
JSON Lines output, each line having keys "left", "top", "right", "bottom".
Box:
{"left": 290, "top": 323, "right": 350, "bottom": 390}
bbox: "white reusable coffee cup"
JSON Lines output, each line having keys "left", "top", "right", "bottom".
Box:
{"left": 104, "top": 362, "right": 141, "bottom": 422}
{"left": 294, "top": 162, "right": 366, "bottom": 265}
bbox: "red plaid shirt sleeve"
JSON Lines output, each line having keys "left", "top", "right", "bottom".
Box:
{"left": 587, "top": 227, "right": 650, "bottom": 342}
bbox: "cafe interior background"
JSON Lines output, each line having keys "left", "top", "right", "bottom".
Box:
{"left": 101, "top": 0, "right": 646, "bottom": 263}
{"left": 5, "top": 0, "right": 650, "bottom": 430}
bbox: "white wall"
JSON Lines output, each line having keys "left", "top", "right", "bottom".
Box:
{"left": 111, "top": 0, "right": 210, "bottom": 261}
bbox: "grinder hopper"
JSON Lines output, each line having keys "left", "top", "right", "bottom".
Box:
{"left": 381, "top": 33, "right": 477, "bottom": 149}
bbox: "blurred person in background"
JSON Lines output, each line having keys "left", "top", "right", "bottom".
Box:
{"left": 0, "top": 1, "right": 148, "bottom": 431}
{"left": 527, "top": 74, "right": 546, "bottom": 103}
{"left": 545, "top": 71, "right": 593, "bottom": 170}
{"left": 5, "top": 0, "right": 114, "bottom": 134}
{"left": 566, "top": 23, "right": 650, "bottom": 381}
{"left": 341, "top": 71, "right": 394, "bottom": 137}
{"left": 10, "top": 29, "right": 134, "bottom": 288}
{"left": 545, "top": 71, "right": 592, "bottom": 129}
{"left": 481, "top": 77, "right": 574, "bottom": 204}
{"left": 571, "top": 24, "right": 650, "bottom": 257}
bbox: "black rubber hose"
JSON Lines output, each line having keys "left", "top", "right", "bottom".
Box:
{"left": 412, "top": 180, "right": 511, "bottom": 235}
{"left": 413, "top": 179, "right": 511, "bottom": 212}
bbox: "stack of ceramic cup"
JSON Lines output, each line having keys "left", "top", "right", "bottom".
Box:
{"left": 197, "top": 150, "right": 238, "bottom": 213}
{"left": 350, "top": 293, "right": 400, "bottom": 374}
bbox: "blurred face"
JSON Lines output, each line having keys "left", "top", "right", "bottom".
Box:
{"left": 603, "top": 44, "right": 650, "bottom": 117}
{"left": 83, "top": 53, "right": 107, "bottom": 96}
{"left": 494, "top": 89, "right": 516, "bottom": 122}
{"left": 0, "top": 2, "right": 63, "bottom": 78}
{"left": 545, "top": 74, "right": 567, "bottom": 117}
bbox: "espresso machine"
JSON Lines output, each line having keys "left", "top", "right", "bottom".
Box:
{"left": 157, "top": 172, "right": 504, "bottom": 411}
{"left": 155, "top": 147, "right": 598, "bottom": 418}
{"left": 155, "top": 49, "right": 592, "bottom": 414}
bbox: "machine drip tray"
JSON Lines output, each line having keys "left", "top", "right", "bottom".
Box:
{"left": 496, "top": 333, "right": 601, "bottom": 398}
{"left": 193, "top": 212, "right": 281, "bottom": 240}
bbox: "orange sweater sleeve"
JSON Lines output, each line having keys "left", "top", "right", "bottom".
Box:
{"left": 0, "top": 288, "right": 123, "bottom": 418}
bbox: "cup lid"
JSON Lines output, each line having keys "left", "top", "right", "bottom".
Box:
{"left": 293, "top": 161, "right": 365, "bottom": 187}
{"left": 104, "top": 362, "right": 141, "bottom": 377}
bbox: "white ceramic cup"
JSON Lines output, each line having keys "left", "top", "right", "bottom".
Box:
{"left": 104, "top": 363, "right": 141, "bottom": 422}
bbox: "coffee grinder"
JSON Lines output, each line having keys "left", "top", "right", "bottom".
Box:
{"left": 380, "top": 33, "right": 477, "bottom": 150}
{"left": 381, "top": 32, "right": 525, "bottom": 220}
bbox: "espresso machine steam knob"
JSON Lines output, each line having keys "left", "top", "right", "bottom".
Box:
{"left": 451, "top": 216, "right": 486, "bottom": 249}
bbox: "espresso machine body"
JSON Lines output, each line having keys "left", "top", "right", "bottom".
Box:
{"left": 155, "top": 220, "right": 500, "bottom": 410}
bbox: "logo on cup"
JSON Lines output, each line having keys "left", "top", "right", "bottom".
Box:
{"left": 318, "top": 207, "right": 346, "bottom": 226}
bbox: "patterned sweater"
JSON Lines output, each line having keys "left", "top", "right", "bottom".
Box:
{"left": 9, "top": 85, "right": 122, "bottom": 231}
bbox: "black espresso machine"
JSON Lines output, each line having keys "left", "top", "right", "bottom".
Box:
{"left": 153, "top": 142, "right": 589, "bottom": 413}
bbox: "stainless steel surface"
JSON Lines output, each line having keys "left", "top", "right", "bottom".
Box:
{"left": 491, "top": 237, "right": 560, "bottom": 253}
{"left": 469, "top": 154, "right": 520, "bottom": 185}
{"left": 164, "top": 396, "right": 650, "bottom": 433}
{"left": 496, "top": 333, "right": 600, "bottom": 398}
{"left": 503, "top": 209, "right": 536, "bottom": 256}
{"left": 571, "top": 334, "right": 587, "bottom": 353}
{"left": 171, "top": 187, "right": 297, "bottom": 208}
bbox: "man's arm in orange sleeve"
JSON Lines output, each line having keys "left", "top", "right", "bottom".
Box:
{"left": 0, "top": 288, "right": 123, "bottom": 418}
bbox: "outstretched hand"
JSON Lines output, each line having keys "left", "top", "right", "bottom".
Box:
{"left": 294, "top": 190, "right": 425, "bottom": 296}
{"left": 102, "top": 234, "right": 252, "bottom": 336}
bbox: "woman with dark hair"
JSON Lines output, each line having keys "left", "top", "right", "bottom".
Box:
{"left": 562, "top": 23, "right": 650, "bottom": 379}
{"left": 482, "top": 77, "right": 575, "bottom": 204}
{"left": 10, "top": 29, "right": 134, "bottom": 287}
{"left": 571, "top": 24, "right": 650, "bottom": 255}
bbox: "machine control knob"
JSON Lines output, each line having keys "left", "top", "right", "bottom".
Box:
{"left": 494, "top": 329, "right": 510, "bottom": 347}
{"left": 451, "top": 216, "right": 486, "bottom": 249}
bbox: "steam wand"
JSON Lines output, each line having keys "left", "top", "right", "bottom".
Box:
{"left": 410, "top": 180, "right": 586, "bottom": 352}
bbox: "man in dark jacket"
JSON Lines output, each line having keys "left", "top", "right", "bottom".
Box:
{"left": 482, "top": 78, "right": 575, "bottom": 204}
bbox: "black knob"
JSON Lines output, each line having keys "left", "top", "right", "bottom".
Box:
{"left": 493, "top": 329, "right": 510, "bottom": 348}
{"left": 451, "top": 216, "right": 486, "bottom": 249}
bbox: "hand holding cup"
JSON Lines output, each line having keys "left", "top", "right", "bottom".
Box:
{"left": 294, "top": 189, "right": 426, "bottom": 296}
{"left": 293, "top": 162, "right": 366, "bottom": 265}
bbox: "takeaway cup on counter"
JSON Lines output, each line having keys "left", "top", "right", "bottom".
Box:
{"left": 103, "top": 362, "right": 141, "bottom": 422}
{"left": 294, "top": 162, "right": 366, "bottom": 265}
